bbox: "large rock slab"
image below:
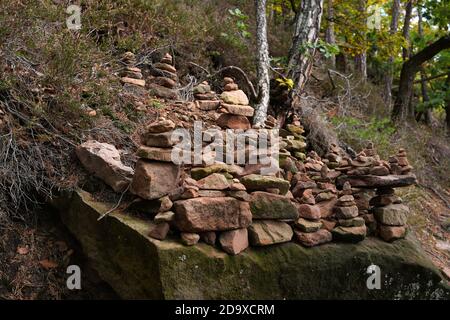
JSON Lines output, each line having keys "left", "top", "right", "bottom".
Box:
{"left": 249, "top": 191, "right": 298, "bottom": 220}
{"left": 173, "top": 197, "right": 252, "bottom": 232}
{"left": 336, "top": 174, "right": 417, "bottom": 189}
{"left": 76, "top": 140, "right": 134, "bottom": 192}
{"left": 52, "top": 190, "right": 450, "bottom": 299}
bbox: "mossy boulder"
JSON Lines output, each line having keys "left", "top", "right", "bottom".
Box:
{"left": 51, "top": 190, "right": 450, "bottom": 299}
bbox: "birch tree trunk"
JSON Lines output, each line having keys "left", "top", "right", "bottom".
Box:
{"left": 325, "top": 0, "right": 336, "bottom": 68}
{"left": 287, "top": 0, "right": 324, "bottom": 93}
{"left": 253, "top": 0, "right": 271, "bottom": 127}
{"left": 383, "top": 0, "right": 400, "bottom": 106}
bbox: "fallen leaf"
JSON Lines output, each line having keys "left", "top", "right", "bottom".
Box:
{"left": 17, "top": 246, "right": 29, "bottom": 255}
{"left": 39, "top": 259, "right": 58, "bottom": 269}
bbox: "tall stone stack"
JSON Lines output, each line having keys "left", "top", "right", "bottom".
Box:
{"left": 120, "top": 52, "right": 146, "bottom": 88}
{"left": 282, "top": 123, "right": 307, "bottom": 161}
{"left": 243, "top": 175, "right": 296, "bottom": 247}
{"left": 331, "top": 190, "right": 367, "bottom": 243}
{"left": 290, "top": 170, "right": 334, "bottom": 247}
{"left": 294, "top": 193, "right": 332, "bottom": 247}
{"left": 217, "top": 78, "right": 254, "bottom": 130}
{"left": 389, "top": 148, "right": 413, "bottom": 175}
{"left": 193, "top": 81, "right": 220, "bottom": 111}
{"left": 148, "top": 53, "right": 178, "bottom": 100}
{"left": 130, "top": 118, "right": 182, "bottom": 240}
{"left": 323, "top": 143, "right": 343, "bottom": 169}
{"left": 173, "top": 172, "right": 253, "bottom": 254}
{"left": 370, "top": 187, "right": 409, "bottom": 242}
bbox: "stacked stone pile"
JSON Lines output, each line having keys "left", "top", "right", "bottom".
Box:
{"left": 148, "top": 53, "right": 178, "bottom": 100}
{"left": 120, "top": 52, "right": 146, "bottom": 88}
{"left": 370, "top": 187, "right": 409, "bottom": 242}
{"left": 172, "top": 172, "right": 253, "bottom": 252}
{"left": 335, "top": 143, "right": 413, "bottom": 177}
{"left": 216, "top": 78, "right": 254, "bottom": 130}
{"left": 294, "top": 179, "right": 333, "bottom": 246}
{"left": 389, "top": 148, "right": 413, "bottom": 175}
{"left": 331, "top": 189, "right": 367, "bottom": 243}
{"left": 193, "top": 81, "right": 220, "bottom": 111}
{"left": 243, "top": 175, "right": 296, "bottom": 248}
{"left": 129, "top": 118, "right": 182, "bottom": 240}
{"left": 279, "top": 120, "right": 307, "bottom": 161}
{"left": 76, "top": 109, "right": 417, "bottom": 254}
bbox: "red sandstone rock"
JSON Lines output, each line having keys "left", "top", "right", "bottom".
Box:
{"left": 173, "top": 197, "right": 252, "bottom": 232}
{"left": 76, "top": 140, "right": 134, "bottom": 193}
{"left": 220, "top": 89, "right": 249, "bottom": 105}
{"left": 321, "top": 219, "right": 337, "bottom": 231}
{"left": 297, "top": 204, "right": 321, "bottom": 220}
{"left": 250, "top": 191, "right": 298, "bottom": 220}
{"left": 378, "top": 225, "right": 406, "bottom": 242}
{"left": 220, "top": 103, "right": 254, "bottom": 116}
{"left": 316, "top": 197, "right": 338, "bottom": 218}
{"left": 248, "top": 220, "right": 293, "bottom": 246}
{"left": 334, "top": 205, "right": 359, "bottom": 219}
{"left": 130, "top": 160, "right": 181, "bottom": 200}
{"left": 143, "top": 131, "right": 177, "bottom": 147}
{"left": 224, "top": 83, "right": 239, "bottom": 91}
{"left": 219, "top": 228, "right": 249, "bottom": 255}
{"left": 370, "top": 165, "right": 390, "bottom": 176}
{"left": 294, "top": 229, "right": 332, "bottom": 247}
{"left": 154, "top": 62, "right": 177, "bottom": 73}
{"left": 216, "top": 114, "right": 251, "bottom": 130}
{"left": 180, "top": 232, "right": 200, "bottom": 246}
{"left": 197, "top": 173, "right": 230, "bottom": 190}
{"left": 149, "top": 222, "right": 170, "bottom": 240}
{"left": 146, "top": 118, "right": 175, "bottom": 133}
{"left": 195, "top": 100, "right": 220, "bottom": 111}
{"left": 121, "top": 77, "right": 145, "bottom": 87}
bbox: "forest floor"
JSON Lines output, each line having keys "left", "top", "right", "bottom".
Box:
{"left": 0, "top": 208, "right": 118, "bottom": 299}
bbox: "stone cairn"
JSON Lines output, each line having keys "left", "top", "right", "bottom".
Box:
{"left": 371, "top": 187, "right": 409, "bottom": 242}
{"left": 331, "top": 183, "right": 367, "bottom": 243}
{"left": 389, "top": 148, "right": 413, "bottom": 175}
{"left": 193, "top": 81, "right": 220, "bottom": 111}
{"left": 148, "top": 53, "right": 179, "bottom": 100}
{"left": 120, "top": 52, "right": 146, "bottom": 88}
{"left": 129, "top": 118, "right": 182, "bottom": 241}
{"left": 216, "top": 77, "right": 254, "bottom": 130}
{"left": 280, "top": 117, "right": 307, "bottom": 162}
{"left": 76, "top": 76, "right": 417, "bottom": 254}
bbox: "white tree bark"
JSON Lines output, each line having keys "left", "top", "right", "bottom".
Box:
{"left": 287, "top": 0, "right": 324, "bottom": 93}
{"left": 253, "top": 0, "right": 271, "bottom": 127}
